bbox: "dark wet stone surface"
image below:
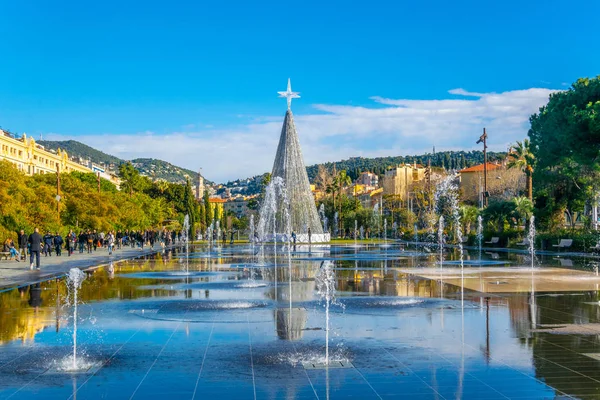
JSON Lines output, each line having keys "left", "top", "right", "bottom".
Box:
{"left": 1, "top": 243, "right": 600, "bottom": 399}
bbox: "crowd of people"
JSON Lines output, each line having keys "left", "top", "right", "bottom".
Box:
{"left": 2, "top": 227, "right": 188, "bottom": 271}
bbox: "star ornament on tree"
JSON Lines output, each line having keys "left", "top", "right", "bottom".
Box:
{"left": 278, "top": 78, "right": 300, "bottom": 110}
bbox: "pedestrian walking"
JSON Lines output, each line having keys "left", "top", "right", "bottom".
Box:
{"left": 54, "top": 232, "right": 63, "bottom": 256}
{"left": 78, "top": 231, "right": 86, "bottom": 253}
{"left": 18, "top": 230, "right": 28, "bottom": 260}
{"left": 67, "top": 230, "right": 76, "bottom": 256}
{"left": 107, "top": 231, "right": 115, "bottom": 255}
{"left": 87, "top": 230, "right": 94, "bottom": 253}
{"left": 92, "top": 230, "right": 98, "bottom": 251}
{"left": 43, "top": 232, "right": 54, "bottom": 257}
{"left": 28, "top": 228, "right": 42, "bottom": 270}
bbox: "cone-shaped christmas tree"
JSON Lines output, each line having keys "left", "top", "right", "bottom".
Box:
{"left": 258, "top": 80, "right": 326, "bottom": 242}
{"left": 271, "top": 109, "right": 324, "bottom": 236}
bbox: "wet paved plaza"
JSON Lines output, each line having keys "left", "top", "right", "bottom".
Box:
{"left": 2, "top": 243, "right": 600, "bottom": 399}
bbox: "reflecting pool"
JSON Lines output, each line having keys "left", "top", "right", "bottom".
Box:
{"left": 2, "top": 243, "right": 600, "bottom": 399}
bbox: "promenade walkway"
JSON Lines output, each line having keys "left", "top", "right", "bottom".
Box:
{"left": 0, "top": 244, "right": 176, "bottom": 291}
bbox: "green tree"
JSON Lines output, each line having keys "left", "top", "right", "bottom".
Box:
{"left": 482, "top": 200, "right": 516, "bottom": 233}
{"left": 182, "top": 179, "right": 197, "bottom": 236}
{"left": 203, "top": 190, "right": 211, "bottom": 227}
{"left": 118, "top": 162, "right": 141, "bottom": 196}
{"left": 507, "top": 139, "right": 535, "bottom": 201}
{"left": 529, "top": 76, "right": 600, "bottom": 228}
{"left": 459, "top": 205, "right": 479, "bottom": 235}
{"left": 512, "top": 196, "right": 534, "bottom": 228}
{"left": 0, "top": 160, "right": 188, "bottom": 239}
{"left": 335, "top": 170, "right": 352, "bottom": 228}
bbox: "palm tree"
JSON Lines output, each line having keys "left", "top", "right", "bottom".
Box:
{"left": 482, "top": 200, "right": 516, "bottom": 233}
{"left": 512, "top": 196, "right": 533, "bottom": 229}
{"left": 507, "top": 139, "right": 535, "bottom": 201}
{"left": 459, "top": 205, "right": 479, "bottom": 235}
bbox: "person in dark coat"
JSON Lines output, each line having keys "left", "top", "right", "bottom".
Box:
{"left": 28, "top": 228, "right": 42, "bottom": 270}
{"left": 78, "top": 231, "right": 86, "bottom": 253}
{"left": 54, "top": 232, "right": 63, "bottom": 256}
{"left": 86, "top": 230, "right": 94, "bottom": 253}
{"left": 67, "top": 230, "right": 76, "bottom": 256}
{"left": 92, "top": 230, "right": 98, "bottom": 251}
{"left": 28, "top": 283, "right": 42, "bottom": 309}
{"left": 18, "top": 230, "right": 28, "bottom": 260}
{"left": 43, "top": 232, "right": 54, "bottom": 257}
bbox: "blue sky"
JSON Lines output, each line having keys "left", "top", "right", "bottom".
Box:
{"left": 0, "top": 0, "right": 598, "bottom": 181}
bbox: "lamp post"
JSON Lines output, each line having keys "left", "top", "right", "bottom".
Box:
{"left": 426, "top": 158, "right": 432, "bottom": 211}
{"left": 56, "top": 164, "right": 61, "bottom": 221}
{"left": 476, "top": 128, "right": 488, "bottom": 207}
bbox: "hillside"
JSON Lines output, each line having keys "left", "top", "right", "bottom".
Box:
{"left": 39, "top": 140, "right": 122, "bottom": 166}
{"left": 226, "top": 150, "right": 507, "bottom": 196}
{"left": 305, "top": 150, "right": 506, "bottom": 181}
{"left": 131, "top": 158, "right": 199, "bottom": 184}
{"left": 38, "top": 140, "right": 203, "bottom": 184}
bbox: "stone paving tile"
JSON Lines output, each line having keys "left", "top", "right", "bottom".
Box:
{"left": 0, "top": 244, "right": 182, "bottom": 290}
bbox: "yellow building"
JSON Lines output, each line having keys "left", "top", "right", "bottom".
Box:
{"left": 0, "top": 131, "right": 91, "bottom": 175}
{"left": 458, "top": 162, "right": 501, "bottom": 202}
{"left": 383, "top": 164, "right": 425, "bottom": 200}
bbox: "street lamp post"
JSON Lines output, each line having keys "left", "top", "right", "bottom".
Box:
{"left": 56, "top": 164, "right": 61, "bottom": 221}
{"left": 476, "top": 128, "right": 488, "bottom": 207}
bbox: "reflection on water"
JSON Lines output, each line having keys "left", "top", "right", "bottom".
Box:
{"left": 1, "top": 244, "right": 600, "bottom": 398}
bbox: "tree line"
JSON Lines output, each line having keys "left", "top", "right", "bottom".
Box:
{"left": 306, "top": 150, "right": 506, "bottom": 182}
{"left": 0, "top": 161, "right": 220, "bottom": 241}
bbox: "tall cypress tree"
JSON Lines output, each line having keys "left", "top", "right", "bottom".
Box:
{"left": 203, "top": 190, "right": 211, "bottom": 228}
{"left": 183, "top": 179, "right": 196, "bottom": 237}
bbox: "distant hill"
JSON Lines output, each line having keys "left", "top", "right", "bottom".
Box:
{"left": 38, "top": 140, "right": 204, "bottom": 184}
{"left": 39, "top": 140, "right": 122, "bottom": 166}
{"left": 38, "top": 139, "right": 505, "bottom": 189}
{"left": 305, "top": 150, "right": 506, "bottom": 181}
{"left": 130, "top": 158, "right": 200, "bottom": 184}
{"left": 223, "top": 150, "right": 507, "bottom": 196}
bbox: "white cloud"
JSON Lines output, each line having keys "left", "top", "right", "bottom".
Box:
{"left": 46, "top": 87, "right": 559, "bottom": 183}
{"left": 447, "top": 88, "right": 486, "bottom": 97}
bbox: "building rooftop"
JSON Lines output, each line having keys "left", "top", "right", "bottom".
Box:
{"left": 459, "top": 162, "right": 501, "bottom": 173}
